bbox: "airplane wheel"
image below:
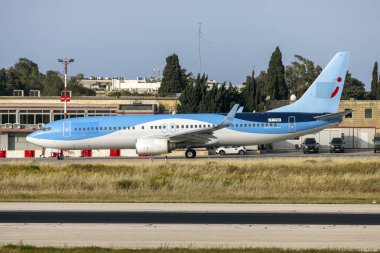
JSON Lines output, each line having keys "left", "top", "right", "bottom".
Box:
{"left": 238, "top": 150, "right": 245, "bottom": 155}
{"left": 219, "top": 150, "right": 226, "bottom": 156}
{"left": 57, "top": 154, "right": 64, "bottom": 160}
{"left": 185, "top": 149, "right": 196, "bottom": 158}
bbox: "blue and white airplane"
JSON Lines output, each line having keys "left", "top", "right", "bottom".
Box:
{"left": 27, "top": 52, "right": 351, "bottom": 159}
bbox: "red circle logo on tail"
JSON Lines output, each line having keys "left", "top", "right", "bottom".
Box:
{"left": 337, "top": 77, "right": 342, "bottom": 82}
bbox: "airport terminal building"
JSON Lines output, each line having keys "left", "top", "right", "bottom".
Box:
{"left": 0, "top": 95, "right": 378, "bottom": 155}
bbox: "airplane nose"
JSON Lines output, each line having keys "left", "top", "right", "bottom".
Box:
{"left": 26, "top": 133, "right": 37, "bottom": 145}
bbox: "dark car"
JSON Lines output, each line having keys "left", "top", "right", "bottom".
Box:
{"left": 330, "top": 137, "right": 345, "bottom": 153}
{"left": 373, "top": 135, "right": 380, "bottom": 153}
{"left": 302, "top": 138, "right": 319, "bottom": 154}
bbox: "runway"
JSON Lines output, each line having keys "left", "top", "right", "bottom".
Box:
{"left": 1, "top": 211, "right": 380, "bottom": 225}
{"left": 1, "top": 203, "right": 380, "bottom": 249}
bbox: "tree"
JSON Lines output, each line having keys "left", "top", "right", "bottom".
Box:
{"left": 240, "top": 70, "right": 256, "bottom": 112}
{"left": 341, "top": 72, "right": 366, "bottom": 100}
{"left": 254, "top": 71, "right": 266, "bottom": 111}
{"left": 158, "top": 54, "right": 185, "bottom": 94}
{"left": 13, "top": 58, "right": 43, "bottom": 94}
{"left": 264, "top": 47, "right": 288, "bottom": 100}
{"left": 371, "top": 62, "right": 379, "bottom": 99}
{"left": 42, "top": 71, "right": 64, "bottom": 96}
{"left": 285, "top": 55, "right": 322, "bottom": 97}
{"left": 177, "top": 74, "right": 207, "bottom": 113}
{"left": 0, "top": 69, "right": 8, "bottom": 96}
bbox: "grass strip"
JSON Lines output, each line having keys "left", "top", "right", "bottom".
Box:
{"left": 0, "top": 157, "right": 379, "bottom": 203}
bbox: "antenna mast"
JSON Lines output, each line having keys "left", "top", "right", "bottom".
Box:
{"left": 198, "top": 22, "right": 202, "bottom": 74}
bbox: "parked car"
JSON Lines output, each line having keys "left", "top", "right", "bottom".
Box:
{"left": 215, "top": 146, "right": 246, "bottom": 156}
{"left": 373, "top": 135, "right": 380, "bottom": 153}
{"left": 302, "top": 138, "right": 319, "bottom": 154}
{"left": 329, "top": 137, "right": 345, "bottom": 153}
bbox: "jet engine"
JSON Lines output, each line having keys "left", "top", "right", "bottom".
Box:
{"left": 135, "top": 137, "right": 175, "bottom": 155}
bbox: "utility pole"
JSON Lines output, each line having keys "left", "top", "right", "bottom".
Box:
{"left": 58, "top": 58, "right": 74, "bottom": 119}
{"left": 198, "top": 22, "right": 202, "bottom": 74}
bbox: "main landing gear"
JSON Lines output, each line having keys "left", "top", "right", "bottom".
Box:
{"left": 57, "top": 151, "right": 64, "bottom": 160}
{"left": 185, "top": 149, "right": 197, "bottom": 158}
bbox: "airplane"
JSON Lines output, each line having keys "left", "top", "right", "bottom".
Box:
{"left": 27, "top": 52, "right": 351, "bottom": 159}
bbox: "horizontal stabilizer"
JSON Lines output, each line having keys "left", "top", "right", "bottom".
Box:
{"left": 314, "top": 110, "right": 353, "bottom": 121}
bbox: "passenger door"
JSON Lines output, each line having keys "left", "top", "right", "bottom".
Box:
{"left": 63, "top": 121, "right": 71, "bottom": 138}
{"left": 288, "top": 116, "right": 296, "bottom": 133}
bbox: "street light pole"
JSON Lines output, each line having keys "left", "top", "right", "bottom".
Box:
{"left": 58, "top": 58, "right": 74, "bottom": 119}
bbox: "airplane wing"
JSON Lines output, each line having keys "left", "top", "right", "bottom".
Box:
{"left": 314, "top": 110, "right": 354, "bottom": 121}
{"left": 159, "top": 104, "right": 239, "bottom": 143}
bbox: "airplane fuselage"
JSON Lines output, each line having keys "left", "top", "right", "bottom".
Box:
{"left": 27, "top": 112, "right": 339, "bottom": 150}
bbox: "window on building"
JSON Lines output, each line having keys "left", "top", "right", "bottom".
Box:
{"left": 345, "top": 109, "right": 352, "bottom": 118}
{"left": 365, "top": 108, "right": 372, "bottom": 118}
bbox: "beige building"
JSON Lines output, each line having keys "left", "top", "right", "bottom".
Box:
{"left": 0, "top": 96, "right": 379, "bottom": 151}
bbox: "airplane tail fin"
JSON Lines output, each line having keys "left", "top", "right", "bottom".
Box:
{"left": 270, "top": 52, "right": 351, "bottom": 113}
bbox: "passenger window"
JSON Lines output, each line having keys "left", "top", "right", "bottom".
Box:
{"left": 142, "top": 126, "right": 144, "bottom": 130}
{"left": 190, "top": 125, "right": 193, "bottom": 128}
{"left": 159, "top": 126, "right": 161, "bottom": 129}
{"left": 128, "top": 126, "right": 130, "bottom": 130}
{"left": 79, "top": 128, "right": 82, "bottom": 131}
{"left": 181, "top": 125, "right": 184, "bottom": 128}
{"left": 186, "top": 125, "right": 189, "bottom": 128}
{"left": 176, "top": 125, "right": 179, "bottom": 128}
{"left": 155, "top": 126, "right": 157, "bottom": 129}
{"left": 151, "top": 126, "right": 153, "bottom": 129}
{"left": 96, "top": 127, "right": 98, "bottom": 130}
{"left": 203, "top": 124, "right": 206, "bottom": 128}
{"left": 74, "top": 128, "right": 77, "bottom": 131}
{"left": 132, "top": 126, "right": 135, "bottom": 130}
{"left": 194, "top": 125, "right": 197, "bottom": 128}
{"left": 119, "top": 127, "right": 121, "bottom": 130}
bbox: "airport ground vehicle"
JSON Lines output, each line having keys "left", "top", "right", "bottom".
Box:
{"left": 302, "top": 138, "right": 319, "bottom": 154}
{"left": 215, "top": 146, "right": 246, "bottom": 155}
{"left": 329, "top": 137, "right": 345, "bottom": 153}
{"left": 373, "top": 135, "right": 380, "bottom": 153}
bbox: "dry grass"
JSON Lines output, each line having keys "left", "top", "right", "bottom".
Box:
{"left": 0, "top": 157, "right": 379, "bottom": 203}
{"left": 1, "top": 244, "right": 378, "bottom": 253}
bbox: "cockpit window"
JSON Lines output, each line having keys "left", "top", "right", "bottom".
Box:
{"left": 42, "top": 127, "right": 52, "bottom": 131}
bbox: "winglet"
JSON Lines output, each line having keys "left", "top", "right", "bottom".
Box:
{"left": 219, "top": 104, "right": 239, "bottom": 128}
{"left": 237, "top": 106, "right": 244, "bottom": 113}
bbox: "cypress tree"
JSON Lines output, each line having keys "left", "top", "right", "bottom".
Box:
{"left": 264, "top": 47, "right": 288, "bottom": 100}
{"left": 371, "top": 62, "right": 379, "bottom": 99}
{"left": 241, "top": 70, "right": 256, "bottom": 112}
{"left": 177, "top": 74, "right": 207, "bottom": 113}
{"left": 158, "top": 54, "right": 184, "bottom": 94}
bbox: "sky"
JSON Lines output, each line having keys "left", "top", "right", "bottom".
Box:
{"left": 0, "top": 0, "right": 379, "bottom": 89}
